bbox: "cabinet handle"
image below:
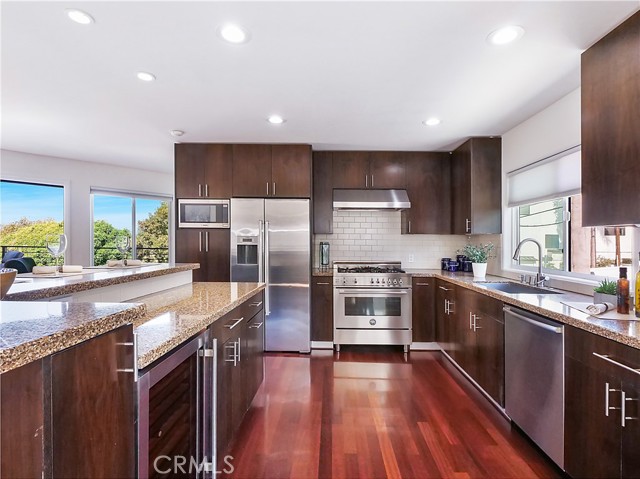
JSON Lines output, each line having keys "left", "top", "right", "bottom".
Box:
{"left": 225, "top": 342, "right": 237, "bottom": 366}
{"left": 198, "top": 231, "right": 202, "bottom": 252}
{"left": 469, "top": 311, "right": 473, "bottom": 330}
{"left": 198, "top": 184, "right": 202, "bottom": 197}
{"left": 593, "top": 352, "right": 640, "bottom": 376}
{"left": 371, "top": 174, "right": 374, "bottom": 187}
{"left": 205, "top": 184, "right": 209, "bottom": 197}
{"left": 408, "top": 220, "right": 411, "bottom": 233}
{"left": 473, "top": 314, "right": 481, "bottom": 331}
{"left": 439, "top": 286, "right": 452, "bottom": 291}
{"left": 237, "top": 339, "right": 241, "bottom": 363}
{"left": 465, "top": 218, "right": 471, "bottom": 233}
{"left": 621, "top": 391, "right": 638, "bottom": 427}
{"left": 605, "top": 382, "right": 622, "bottom": 417}
{"left": 273, "top": 182, "right": 276, "bottom": 196}
{"left": 365, "top": 175, "right": 368, "bottom": 188}
{"left": 116, "top": 332, "right": 138, "bottom": 382}
{"left": 205, "top": 231, "right": 209, "bottom": 252}
{"left": 249, "top": 322, "right": 264, "bottom": 329}
{"left": 224, "top": 317, "right": 244, "bottom": 330}
{"left": 266, "top": 182, "right": 270, "bottom": 196}
{"left": 415, "top": 282, "right": 429, "bottom": 286}
{"left": 249, "top": 301, "right": 263, "bottom": 307}
{"left": 316, "top": 282, "right": 330, "bottom": 285}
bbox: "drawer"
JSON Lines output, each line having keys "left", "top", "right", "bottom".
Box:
{"left": 474, "top": 292, "right": 503, "bottom": 322}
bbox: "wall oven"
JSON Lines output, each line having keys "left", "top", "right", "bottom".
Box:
{"left": 333, "top": 261, "right": 412, "bottom": 351}
{"left": 178, "top": 199, "right": 229, "bottom": 228}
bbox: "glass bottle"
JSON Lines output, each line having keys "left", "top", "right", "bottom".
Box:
{"left": 617, "top": 267, "right": 630, "bottom": 314}
{"left": 635, "top": 253, "right": 640, "bottom": 318}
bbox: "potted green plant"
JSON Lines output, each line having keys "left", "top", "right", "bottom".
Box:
{"left": 594, "top": 279, "right": 617, "bottom": 304}
{"left": 458, "top": 242, "right": 495, "bottom": 279}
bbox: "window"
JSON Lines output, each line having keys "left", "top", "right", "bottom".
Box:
{"left": 512, "top": 194, "right": 636, "bottom": 279}
{"left": 0, "top": 179, "right": 65, "bottom": 265}
{"left": 91, "top": 191, "right": 170, "bottom": 266}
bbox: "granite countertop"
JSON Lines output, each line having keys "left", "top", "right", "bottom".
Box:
{"left": 134, "top": 282, "right": 265, "bottom": 370}
{"left": 0, "top": 301, "right": 146, "bottom": 374}
{"left": 3, "top": 263, "right": 199, "bottom": 301}
{"left": 408, "top": 269, "right": 640, "bottom": 349}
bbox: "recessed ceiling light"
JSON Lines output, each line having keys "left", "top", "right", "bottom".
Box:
{"left": 218, "top": 23, "right": 250, "bottom": 44}
{"left": 423, "top": 118, "right": 441, "bottom": 126}
{"left": 267, "top": 115, "right": 285, "bottom": 125}
{"left": 487, "top": 25, "right": 525, "bottom": 45}
{"left": 66, "top": 8, "right": 94, "bottom": 25}
{"left": 136, "top": 71, "right": 156, "bottom": 82}
{"left": 170, "top": 130, "right": 185, "bottom": 137}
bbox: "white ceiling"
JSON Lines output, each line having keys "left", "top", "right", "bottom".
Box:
{"left": 2, "top": 1, "right": 638, "bottom": 174}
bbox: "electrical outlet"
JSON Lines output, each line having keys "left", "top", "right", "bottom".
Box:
{"left": 408, "top": 254, "right": 415, "bottom": 263}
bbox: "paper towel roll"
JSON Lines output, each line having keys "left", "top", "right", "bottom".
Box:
{"left": 62, "top": 265, "right": 83, "bottom": 273}
{"left": 32, "top": 265, "right": 57, "bottom": 274}
{"left": 126, "top": 259, "right": 142, "bottom": 266}
{"left": 107, "top": 260, "right": 124, "bottom": 267}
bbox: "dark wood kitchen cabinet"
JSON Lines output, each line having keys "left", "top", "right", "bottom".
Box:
{"left": 402, "top": 152, "right": 451, "bottom": 234}
{"left": 51, "top": 325, "right": 136, "bottom": 478}
{"left": 311, "top": 275, "right": 334, "bottom": 342}
{"left": 175, "top": 143, "right": 233, "bottom": 198}
{"left": 411, "top": 277, "right": 435, "bottom": 342}
{"left": 313, "top": 151, "right": 333, "bottom": 234}
{"left": 436, "top": 280, "right": 457, "bottom": 358}
{"left": 457, "top": 288, "right": 504, "bottom": 405}
{"left": 581, "top": 11, "right": 640, "bottom": 226}
{"left": 232, "top": 144, "right": 311, "bottom": 198}
{"left": 332, "top": 151, "right": 406, "bottom": 189}
{"left": 0, "top": 360, "right": 44, "bottom": 479}
{"left": 565, "top": 326, "right": 640, "bottom": 479}
{"left": 175, "top": 228, "right": 230, "bottom": 282}
{"left": 451, "top": 137, "right": 502, "bottom": 235}
{"left": 242, "top": 309, "right": 265, "bottom": 410}
{"left": 138, "top": 336, "right": 202, "bottom": 479}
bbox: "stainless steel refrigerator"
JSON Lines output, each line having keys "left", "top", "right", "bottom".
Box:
{"left": 230, "top": 198, "right": 310, "bottom": 352}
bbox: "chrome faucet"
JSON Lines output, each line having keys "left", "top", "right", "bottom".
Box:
{"left": 513, "top": 238, "right": 548, "bottom": 287}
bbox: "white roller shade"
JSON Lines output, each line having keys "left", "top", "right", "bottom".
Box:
{"left": 507, "top": 146, "right": 581, "bottom": 207}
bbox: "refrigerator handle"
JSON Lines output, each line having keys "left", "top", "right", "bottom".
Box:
{"left": 258, "top": 220, "right": 264, "bottom": 282}
{"left": 265, "top": 220, "right": 270, "bottom": 316}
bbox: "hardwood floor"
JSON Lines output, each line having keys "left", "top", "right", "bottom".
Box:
{"left": 224, "top": 347, "right": 563, "bottom": 479}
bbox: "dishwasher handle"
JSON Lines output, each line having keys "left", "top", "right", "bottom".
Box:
{"left": 504, "top": 306, "right": 562, "bottom": 334}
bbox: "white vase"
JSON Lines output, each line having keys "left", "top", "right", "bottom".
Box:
{"left": 472, "top": 262, "right": 487, "bottom": 279}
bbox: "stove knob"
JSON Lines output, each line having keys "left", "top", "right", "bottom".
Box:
{"left": 354, "top": 278, "right": 358, "bottom": 284}
{"left": 393, "top": 279, "right": 398, "bottom": 285}
{"left": 376, "top": 278, "right": 380, "bottom": 284}
{"left": 370, "top": 278, "right": 375, "bottom": 284}
{"left": 342, "top": 278, "right": 347, "bottom": 284}
{"left": 399, "top": 279, "right": 403, "bottom": 285}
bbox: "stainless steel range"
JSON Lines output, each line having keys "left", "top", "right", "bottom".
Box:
{"left": 333, "top": 261, "right": 412, "bottom": 352}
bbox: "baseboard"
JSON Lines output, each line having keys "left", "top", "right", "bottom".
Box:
{"left": 311, "top": 341, "right": 334, "bottom": 350}
{"left": 410, "top": 342, "right": 440, "bottom": 351}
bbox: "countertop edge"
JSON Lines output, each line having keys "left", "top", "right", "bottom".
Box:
{"left": 0, "top": 303, "right": 146, "bottom": 374}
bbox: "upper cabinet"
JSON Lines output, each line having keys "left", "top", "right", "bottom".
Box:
{"left": 451, "top": 137, "right": 502, "bottom": 235}
{"left": 313, "top": 151, "right": 333, "bottom": 234}
{"left": 332, "top": 151, "right": 406, "bottom": 189}
{"left": 232, "top": 144, "right": 311, "bottom": 198}
{"left": 402, "top": 152, "right": 451, "bottom": 234}
{"left": 581, "top": 11, "right": 640, "bottom": 226}
{"left": 175, "top": 143, "right": 233, "bottom": 198}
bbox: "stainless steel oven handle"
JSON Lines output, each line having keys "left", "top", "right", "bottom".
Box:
{"left": 336, "top": 289, "right": 409, "bottom": 294}
{"left": 258, "top": 220, "right": 264, "bottom": 282}
{"left": 265, "top": 221, "right": 270, "bottom": 315}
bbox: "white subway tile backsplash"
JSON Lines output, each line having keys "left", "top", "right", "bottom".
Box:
{"left": 313, "top": 210, "right": 469, "bottom": 268}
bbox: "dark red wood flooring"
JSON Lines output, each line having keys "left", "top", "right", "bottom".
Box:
{"left": 224, "top": 347, "right": 562, "bottom": 479}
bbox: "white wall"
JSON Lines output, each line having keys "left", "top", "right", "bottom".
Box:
{"left": 0, "top": 149, "right": 173, "bottom": 266}
{"left": 314, "top": 210, "right": 469, "bottom": 269}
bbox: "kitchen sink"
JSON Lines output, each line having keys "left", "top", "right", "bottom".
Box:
{"left": 477, "top": 282, "right": 562, "bottom": 295}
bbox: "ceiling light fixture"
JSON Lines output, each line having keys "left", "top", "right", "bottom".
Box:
{"left": 267, "top": 115, "right": 285, "bottom": 125}
{"left": 66, "top": 9, "right": 94, "bottom": 25}
{"left": 487, "top": 25, "right": 525, "bottom": 45}
{"left": 136, "top": 71, "right": 156, "bottom": 82}
{"left": 170, "top": 130, "right": 185, "bottom": 137}
{"left": 218, "top": 23, "right": 250, "bottom": 44}
{"left": 423, "top": 118, "right": 441, "bottom": 126}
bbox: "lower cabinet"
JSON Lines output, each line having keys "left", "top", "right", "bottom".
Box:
{"left": 565, "top": 326, "right": 640, "bottom": 479}
{"left": 412, "top": 278, "right": 435, "bottom": 342}
{"left": 436, "top": 280, "right": 458, "bottom": 358}
{"left": 1, "top": 325, "right": 136, "bottom": 479}
{"left": 311, "top": 276, "right": 333, "bottom": 342}
{"left": 243, "top": 310, "right": 265, "bottom": 410}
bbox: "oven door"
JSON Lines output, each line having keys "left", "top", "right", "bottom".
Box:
{"left": 334, "top": 287, "right": 411, "bottom": 329}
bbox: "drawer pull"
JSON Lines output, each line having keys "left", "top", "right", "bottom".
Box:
{"left": 316, "top": 282, "right": 331, "bottom": 285}
{"left": 593, "top": 353, "right": 640, "bottom": 376}
{"left": 224, "top": 317, "right": 244, "bottom": 330}
{"left": 249, "top": 322, "right": 264, "bottom": 329}
{"left": 249, "top": 301, "right": 263, "bottom": 308}
{"left": 415, "top": 282, "right": 430, "bottom": 286}
{"left": 622, "top": 391, "right": 638, "bottom": 427}
{"left": 439, "top": 286, "right": 451, "bottom": 291}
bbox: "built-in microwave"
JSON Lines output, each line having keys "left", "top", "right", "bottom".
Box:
{"left": 178, "top": 199, "right": 230, "bottom": 228}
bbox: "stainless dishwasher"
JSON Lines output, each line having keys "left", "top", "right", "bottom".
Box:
{"left": 504, "top": 306, "right": 564, "bottom": 469}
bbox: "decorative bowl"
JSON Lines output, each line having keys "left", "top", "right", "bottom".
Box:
{"left": 0, "top": 268, "right": 18, "bottom": 300}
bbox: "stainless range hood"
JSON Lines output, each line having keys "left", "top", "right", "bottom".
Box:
{"left": 333, "top": 189, "right": 411, "bottom": 210}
